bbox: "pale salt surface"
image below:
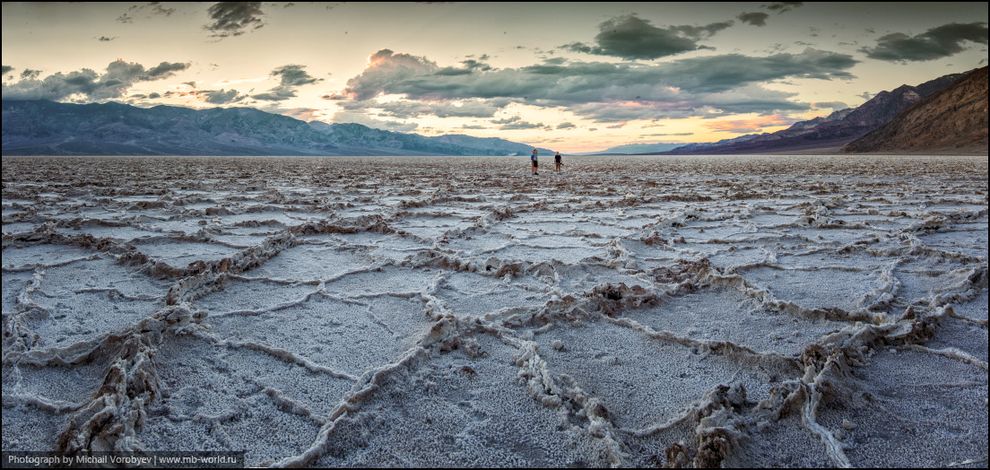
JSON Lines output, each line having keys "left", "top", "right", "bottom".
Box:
{"left": 2, "top": 155, "right": 987, "bottom": 467}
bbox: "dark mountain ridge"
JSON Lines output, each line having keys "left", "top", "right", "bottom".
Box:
{"left": 1, "top": 100, "right": 549, "bottom": 156}
{"left": 844, "top": 66, "right": 988, "bottom": 154}
{"left": 663, "top": 71, "right": 967, "bottom": 155}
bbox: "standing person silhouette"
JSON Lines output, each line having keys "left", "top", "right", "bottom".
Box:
{"left": 554, "top": 151, "right": 562, "bottom": 173}
{"left": 530, "top": 149, "right": 539, "bottom": 175}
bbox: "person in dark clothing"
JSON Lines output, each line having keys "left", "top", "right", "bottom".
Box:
{"left": 554, "top": 151, "right": 562, "bottom": 173}
{"left": 530, "top": 149, "right": 539, "bottom": 175}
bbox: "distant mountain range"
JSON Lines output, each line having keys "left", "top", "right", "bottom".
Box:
{"left": 1, "top": 100, "right": 550, "bottom": 156}
{"left": 585, "top": 142, "right": 683, "bottom": 155}
{"left": 844, "top": 66, "right": 988, "bottom": 154}
{"left": 661, "top": 70, "right": 971, "bottom": 155}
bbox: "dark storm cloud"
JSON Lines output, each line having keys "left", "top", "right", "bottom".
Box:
{"left": 737, "top": 12, "right": 769, "bottom": 27}
{"left": 144, "top": 61, "right": 191, "bottom": 79}
{"left": 206, "top": 2, "right": 265, "bottom": 38}
{"left": 1, "top": 60, "right": 189, "bottom": 101}
{"left": 20, "top": 69, "right": 41, "bottom": 80}
{"left": 251, "top": 64, "right": 321, "bottom": 101}
{"left": 343, "top": 48, "right": 856, "bottom": 110}
{"left": 655, "top": 48, "right": 857, "bottom": 92}
{"left": 561, "top": 15, "right": 732, "bottom": 60}
{"left": 670, "top": 21, "right": 735, "bottom": 40}
{"left": 438, "top": 58, "right": 493, "bottom": 75}
{"left": 765, "top": 2, "right": 803, "bottom": 14}
{"left": 271, "top": 64, "right": 320, "bottom": 87}
{"left": 861, "top": 22, "right": 989, "bottom": 62}
{"left": 148, "top": 2, "right": 176, "bottom": 16}
{"left": 336, "top": 48, "right": 856, "bottom": 122}
{"left": 201, "top": 88, "right": 244, "bottom": 104}
{"left": 119, "top": 2, "right": 177, "bottom": 22}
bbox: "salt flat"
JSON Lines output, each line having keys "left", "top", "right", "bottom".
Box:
{"left": 2, "top": 155, "right": 987, "bottom": 467}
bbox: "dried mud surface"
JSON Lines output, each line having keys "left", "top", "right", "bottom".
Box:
{"left": 2, "top": 155, "right": 987, "bottom": 467}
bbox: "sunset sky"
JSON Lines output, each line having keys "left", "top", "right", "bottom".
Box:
{"left": 2, "top": 2, "right": 987, "bottom": 152}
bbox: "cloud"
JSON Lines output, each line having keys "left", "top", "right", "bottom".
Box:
{"left": 148, "top": 2, "right": 175, "bottom": 16}
{"left": 437, "top": 58, "right": 493, "bottom": 75}
{"left": 765, "top": 2, "right": 803, "bottom": 14}
{"left": 343, "top": 49, "right": 438, "bottom": 101}
{"left": 707, "top": 114, "right": 796, "bottom": 133}
{"left": 861, "top": 22, "right": 988, "bottom": 62}
{"left": 337, "top": 48, "right": 854, "bottom": 122}
{"left": 201, "top": 88, "right": 244, "bottom": 104}
{"left": 670, "top": 21, "right": 735, "bottom": 40}
{"left": 556, "top": 122, "right": 576, "bottom": 129}
{"left": 1, "top": 59, "right": 189, "bottom": 101}
{"left": 20, "top": 69, "right": 41, "bottom": 80}
{"left": 655, "top": 48, "right": 857, "bottom": 92}
{"left": 494, "top": 116, "right": 548, "bottom": 130}
{"left": 693, "top": 85, "right": 809, "bottom": 113}
{"left": 563, "top": 86, "right": 812, "bottom": 122}
{"left": 2, "top": 65, "right": 13, "bottom": 76}
{"left": 737, "top": 12, "right": 769, "bottom": 27}
{"left": 271, "top": 64, "right": 320, "bottom": 87}
{"left": 206, "top": 2, "right": 264, "bottom": 38}
{"left": 812, "top": 101, "right": 848, "bottom": 109}
{"left": 96, "top": 35, "right": 117, "bottom": 42}
{"left": 346, "top": 98, "right": 507, "bottom": 118}
{"left": 344, "top": 48, "right": 854, "bottom": 104}
{"left": 561, "top": 15, "right": 731, "bottom": 60}
{"left": 331, "top": 109, "right": 419, "bottom": 132}
{"left": 119, "top": 2, "right": 176, "bottom": 23}
{"left": 252, "top": 64, "right": 321, "bottom": 101}
{"left": 251, "top": 88, "right": 295, "bottom": 101}
{"left": 144, "top": 61, "right": 191, "bottom": 79}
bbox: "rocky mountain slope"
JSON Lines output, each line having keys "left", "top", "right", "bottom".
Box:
{"left": 844, "top": 66, "right": 988, "bottom": 154}
{"left": 664, "top": 71, "right": 966, "bottom": 155}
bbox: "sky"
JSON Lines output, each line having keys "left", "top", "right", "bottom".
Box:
{"left": 2, "top": 2, "right": 987, "bottom": 152}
